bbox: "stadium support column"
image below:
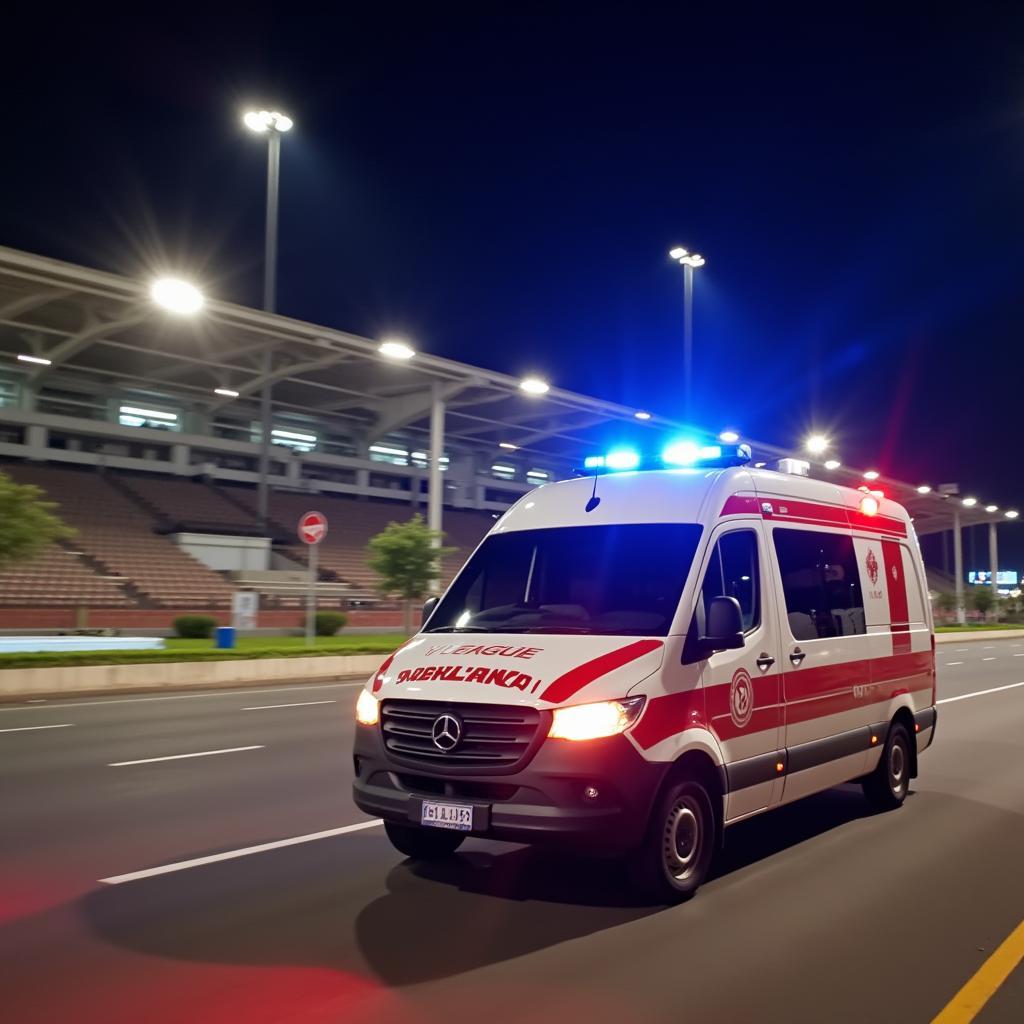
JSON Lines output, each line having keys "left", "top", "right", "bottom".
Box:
{"left": 428, "top": 384, "right": 445, "bottom": 594}
{"left": 989, "top": 521, "right": 999, "bottom": 600}
{"left": 953, "top": 512, "right": 965, "bottom": 625}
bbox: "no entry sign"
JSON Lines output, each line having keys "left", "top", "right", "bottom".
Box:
{"left": 298, "top": 510, "right": 328, "bottom": 545}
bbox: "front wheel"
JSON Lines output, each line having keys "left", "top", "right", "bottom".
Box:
{"left": 863, "top": 723, "right": 911, "bottom": 810}
{"left": 384, "top": 821, "right": 465, "bottom": 860}
{"left": 626, "top": 779, "right": 716, "bottom": 903}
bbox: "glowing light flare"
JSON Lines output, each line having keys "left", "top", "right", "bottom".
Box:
{"left": 986, "top": 505, "right": 999, "bottom": 513}
{"left": 605, "top": 449, "right": 640, "bottom": 471}
{"left": 863, "top": 470, "right": 880, "bottom": 481}
{"left": 1006, "top": 510, "right": 1020, "bottom": 520}
{"left": 214, "top": 388, "right": 239, "bottom": 398}
{"left": 662, "top": 440, "right": 701, "bottom": 466}
{"left": 244, "top": 109, "right": 293, "bottom": 133}
{"left": 548, "top": 698, "right": 644, "bottom": 741}
{"left": 378, "top": 339, "right": 414, "bottom": 360}
{"left": 355, "top": 689, "right": 380, "bottom": 726}
{"left": 962, "top": 497, "right": 977, "bottom": 508}
{"left": 519, "top": 377, "right": 550, "bottom": 395}
{"left": 17, "top": 354, "right": 51, "bottom": 365}
{"left": 668, "top": 247, "right": 688, "bottom": 260}
{"left": 805, "top": 434, "right": 829, "bottom": 455}
{"left": 634, "top": 410, "right": 652, "bottom": 421}
{"left": 917, "top": 485, "right": 932, "bottom": 494}
{"left": 824, "top": 459, "right": 841, "bottom": 470}
{"left": 719, "top": 430, "right": 740, "bottom": 443}
{"left": 860, "top": 496, "right": 880, "bottom": 516}
{"left": 150, "top": 277, "right": 204, "bottom": 314}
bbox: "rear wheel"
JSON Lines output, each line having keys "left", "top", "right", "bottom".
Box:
{"left": 626, "top": 779, "right": 716, "bottom": 903}
{"left": 863, "top": 723, "right": 911, "bottom": 810}
{"left": 384, "top": 821, "right": 465, "bottom": 860}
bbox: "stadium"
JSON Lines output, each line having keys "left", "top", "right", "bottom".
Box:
{"left": 0, "top": 244, "right": 1013, "bottom": 635}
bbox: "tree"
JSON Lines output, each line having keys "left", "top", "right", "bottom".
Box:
{"left": 367, "top": 514, "right": 456, "bottom": 634}
{"left": 969, "top": 585, "right": 996, "bottom": 620}
{"left": 0, "top": 471, "right": 73, "bottom": 570}
{"left": 933, "top": 591, "right": 957, "bottom": 617}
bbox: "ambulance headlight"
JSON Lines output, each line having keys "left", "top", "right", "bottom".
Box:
{"left": 548, "top": 697, "right": 645, "bottom": 741}
{"left": 355, "top": 689, "right": 380, "bottom": 726}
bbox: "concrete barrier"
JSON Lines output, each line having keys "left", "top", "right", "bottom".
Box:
{"left": 0, "top": 653, "right": 384, "bottom": 700}
{"left": 935, "top": 629, "right": 1024, "bottom": 644}
{"left": 4, "top": 629, "right": 1023, "bottom": 701}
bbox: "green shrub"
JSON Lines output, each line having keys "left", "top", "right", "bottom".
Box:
{"left": 173, "top": 615, "right": 218, "bottom": 639}
{"left": 314, "top": 611, "right": 348, "bottom": 636}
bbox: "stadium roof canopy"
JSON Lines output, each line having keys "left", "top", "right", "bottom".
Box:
{"left": 0, "top": 244, "right": 1014, "bottom": 538}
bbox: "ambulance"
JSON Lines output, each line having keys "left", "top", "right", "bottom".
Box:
{"left": 352, "top": 443, "right": 937, "bottom": 901}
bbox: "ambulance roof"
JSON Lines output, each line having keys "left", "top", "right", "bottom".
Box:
{"left": 492, "top": 466, "right": 913, "bottom": 537}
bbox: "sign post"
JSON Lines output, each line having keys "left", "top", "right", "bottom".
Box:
{"left": 298, "top": 511, "right": 328, "bottom": 648}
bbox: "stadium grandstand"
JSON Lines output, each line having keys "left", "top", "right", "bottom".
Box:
{"left": 0, "top": 245, "right": 1013, "bottom": 631}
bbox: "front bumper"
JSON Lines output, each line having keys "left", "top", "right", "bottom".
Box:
{"left": 353, "top": 722, "right": 666, "bottom": 853}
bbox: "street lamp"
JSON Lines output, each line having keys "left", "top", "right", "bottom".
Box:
{"left": 668, "top": 246, "right": 705, "bottom": 419}
{"left": 244, "top": 107, "right": 293, "bottom": 526}
{"left": 520, "top": 377, "right": 550, "bottom": 395}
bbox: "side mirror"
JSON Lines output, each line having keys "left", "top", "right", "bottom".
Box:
{"left": 421, "top": 596, "right": 439, "bottom": 626}
{"left": 699, "top": 596, "right": 745, "bottom": 656}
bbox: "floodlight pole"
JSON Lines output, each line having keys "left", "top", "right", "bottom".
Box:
{"left": 257, "top": 130, "right": 281, "bottom": 527}
{"left": 989, "top": 521, "right": 999, "bottom": 600}
{"left": 428, "top": 384, "right": 445, "bottom": 595}
{"left": 953, "top": 511, "right": 965, "bottom": 625}
{"left": 683, "top": 262, "right": 694, "bottom": 421}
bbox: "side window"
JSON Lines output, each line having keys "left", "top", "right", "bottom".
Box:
{"left": 900, "top": 545, "right": 926, "bottom": 624}
{"left": 700, "top": 530, "right": 760, "bottom": 633}
{"left": 773, "top": 529, "right": 865, "bottom": 641}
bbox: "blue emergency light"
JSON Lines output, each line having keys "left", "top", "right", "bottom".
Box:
{"left": 576, "top": 442, "right": 751, "bottom": 476}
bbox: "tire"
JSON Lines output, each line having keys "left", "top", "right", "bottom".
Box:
{"left": 627, "top": 779, "right": 716, "bottom": 903}
{"left": 863, "top": 723, "right": 911, "bottom": 810}
{"left": 384, "top": 821, "right": 466, "bottom": 860}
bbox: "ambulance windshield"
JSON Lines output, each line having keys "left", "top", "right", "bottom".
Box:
{"left": 426, "top": 523, "right": 703, "bottom": 636}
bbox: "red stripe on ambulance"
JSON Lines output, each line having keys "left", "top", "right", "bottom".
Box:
{"left": 539, "top": 639, "right": 663, "bottom": 704}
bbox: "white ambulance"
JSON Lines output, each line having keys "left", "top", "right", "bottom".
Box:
{"left": 353, "top": 445, "right": 937, "bottom": 901}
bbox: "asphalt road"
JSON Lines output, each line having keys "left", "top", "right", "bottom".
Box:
{"left": 2, "top": 639, "right": 1023, "bottom": 1023}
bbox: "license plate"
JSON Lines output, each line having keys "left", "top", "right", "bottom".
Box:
{"left": 420, "top": 800, "right": 473, "bottom": 831}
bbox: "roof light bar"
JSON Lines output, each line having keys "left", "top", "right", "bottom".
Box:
{"left": 578, "top": 443, "right": 750, "bottom": 476}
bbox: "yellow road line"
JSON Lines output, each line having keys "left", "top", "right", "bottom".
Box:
{"left": 932, "top": 918, "right": 1024, "bottom": 1023}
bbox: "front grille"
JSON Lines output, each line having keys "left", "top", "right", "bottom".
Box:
{"left": 381, "top": 699, "right": 543, "bottom": 771}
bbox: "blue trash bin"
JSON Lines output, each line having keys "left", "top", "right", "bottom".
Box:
{"left": 215, "top": 626, "right": 236, "bottom": 650}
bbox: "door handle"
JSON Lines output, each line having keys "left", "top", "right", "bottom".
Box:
{"left": 789, "top": 648, "right": 806, "bottom": 666}
{"left": 756, "top": 653, "right": 775, "bottom": 672}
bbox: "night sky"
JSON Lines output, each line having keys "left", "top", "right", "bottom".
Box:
{"left": 4, "top": 7, "right": 1024, "bottom": 560}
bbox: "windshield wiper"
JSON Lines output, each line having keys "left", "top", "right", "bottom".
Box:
{"left": 497, "top": 625, "right": 594, "bottom": 634}
{"left": 423, "top": 626, "right": 495, "bottom": 633}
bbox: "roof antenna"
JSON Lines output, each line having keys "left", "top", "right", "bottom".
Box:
{"left": 585, "top": 473, "right": 601, "bottom": 513}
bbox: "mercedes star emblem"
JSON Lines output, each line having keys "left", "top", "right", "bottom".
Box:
{"left": 431, "top": 713, "right": 463, "bottom": 752}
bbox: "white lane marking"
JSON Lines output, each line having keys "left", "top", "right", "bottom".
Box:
{"left": 242, "top": 700, "right": 337, "bottom": 711}
{"left": 982, "top": 657, "right": 997, "bottom": 661}
{"left": 955, "top": 647, "right": 970, "bottom": 652}
{"left": 99, "top": 819, "right": 383, "bottom": 884}
{"left": 109, "top": 745, "right": 264, "bottom": 767}
{"left": 938, "top": 681, "right": 1024, "bottom": 705}
{"left": 946, "top": 661, "right": 964, "bottom": 666}
{"left": 1015, "top": 654, "right": 1024, "bottom": 658}
{"left": 0, "top": 681, "right": 363, "bottom": 713}
{"left": 0, "top": 723, "right": 74, "bottom": 734}
{"left": 983, "top": 645, "right": 994, "bottom": 649}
